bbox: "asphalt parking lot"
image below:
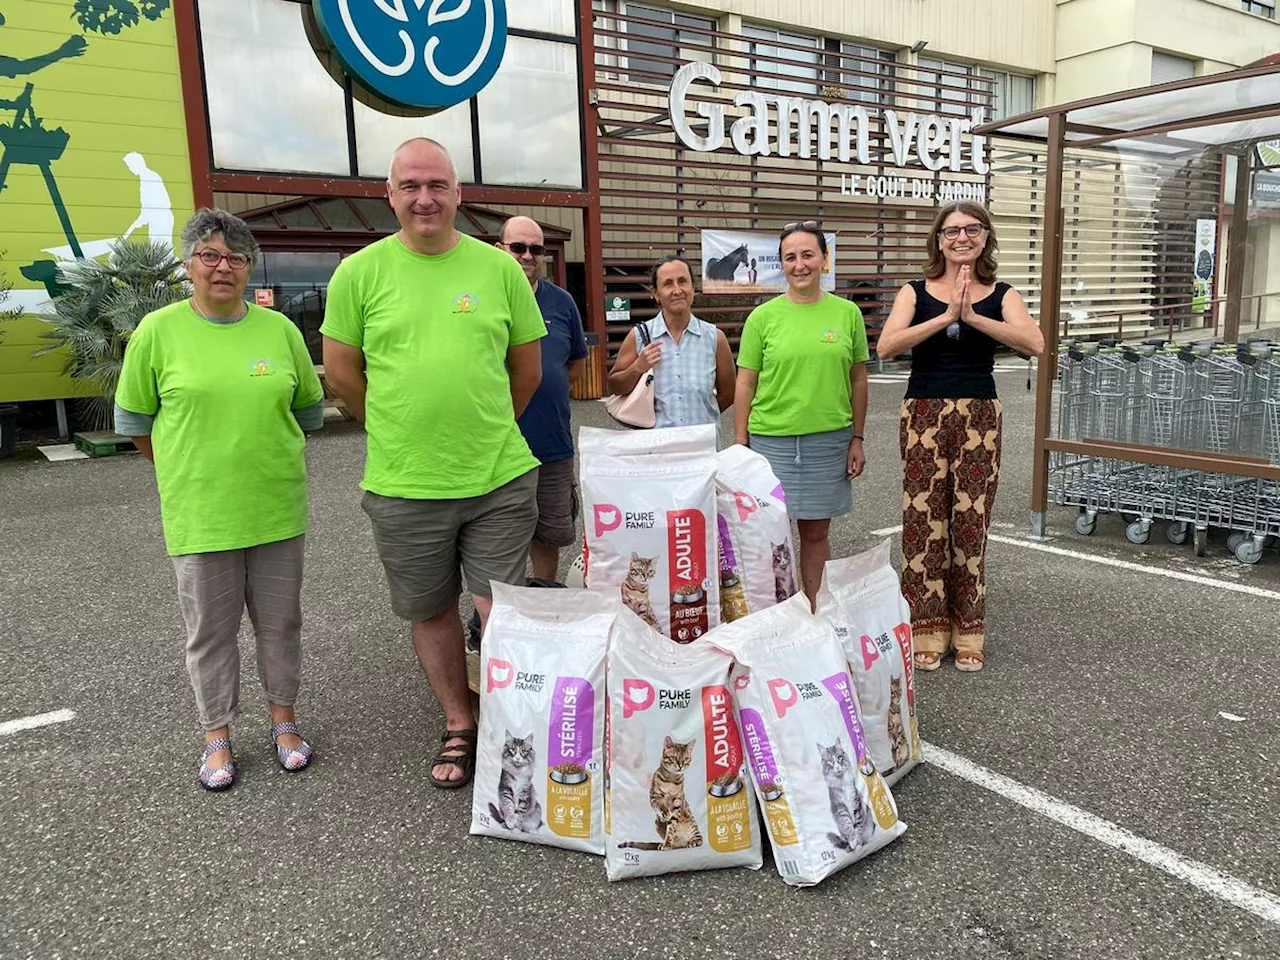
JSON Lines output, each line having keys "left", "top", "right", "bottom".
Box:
{"left": 1, "top": 372, "right": 1277, "bottom": 959}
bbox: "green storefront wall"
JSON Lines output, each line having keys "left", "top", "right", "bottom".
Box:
{"left": 0, "top": 1, "right": 194, "bottom": 402}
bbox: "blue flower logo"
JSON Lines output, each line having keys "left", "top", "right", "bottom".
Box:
{"left": 312, "top": 0, "right": 509, "bottom": 111}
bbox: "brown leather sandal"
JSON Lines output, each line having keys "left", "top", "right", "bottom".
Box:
{"left": 429, "top": 728, "right": 478, "bottom": 789}
{"left": 914, "top": 651, "right": 944, "bottom": 672}
{"left": 955, "top": 650, "right": 985, "bottom": 672}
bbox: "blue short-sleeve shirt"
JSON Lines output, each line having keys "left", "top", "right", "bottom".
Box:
{"left": 518, "top": 280, "right": 588, "bottom": 463}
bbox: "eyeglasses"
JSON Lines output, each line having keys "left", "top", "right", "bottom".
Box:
{"left": 781, "top": 220, "right": 821, "bottom": 233}
{"left": 504, "top": 242, "right": 546, "bottom": 257}
{"left": 193, "top": 249, "right": 251, "bottom": 270}
{"left": 940, "top": 223, "right": 987, "bottom": 240}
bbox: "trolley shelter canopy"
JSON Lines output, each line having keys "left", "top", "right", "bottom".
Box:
{"left": 974, "top": 62, "right": 1280, "bottom": 534}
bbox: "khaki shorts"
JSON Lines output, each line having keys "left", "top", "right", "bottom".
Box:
{"left": 362, "top": 469, "right": 539, "bottom": 622}
{"left": 532, "top": 457, "right": 579, "bottom": 548}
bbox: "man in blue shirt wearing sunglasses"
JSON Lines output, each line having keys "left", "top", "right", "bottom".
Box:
{"left": 497, "top": 216, "right": 588, "bottom": 581}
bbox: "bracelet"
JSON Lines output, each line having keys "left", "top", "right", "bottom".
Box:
{"left": 852, "top": 433, "right": 864, "bottom": 441}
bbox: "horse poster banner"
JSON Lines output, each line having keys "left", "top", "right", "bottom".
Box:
{"left": 700, "top": 230, "right": 836, "bottom": 294}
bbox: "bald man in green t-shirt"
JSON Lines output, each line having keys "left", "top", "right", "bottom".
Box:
{"left": 321, "top": 138, "right": 545, "bottom": 791}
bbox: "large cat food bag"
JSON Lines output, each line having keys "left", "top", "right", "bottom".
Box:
{"left": 604, "top": 607, "right": 763, "bottom": 881}
{"left": 708, "top": 594, "right": 907, "bottom": 887}
{"left": 580, "top": 425, "right": 719, "bottom": 643}
{"left": 816, "top": 540, "right": 922, "bottom": 786}
{"left": 471, "top": 583, "right": 616, "bottom": 855}
{"left": 714, "top": 445, "right": 797, "bottom": 622}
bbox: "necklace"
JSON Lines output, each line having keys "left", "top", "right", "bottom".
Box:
{"left": 190, "top": 297, "right": 247, "bottom": 323}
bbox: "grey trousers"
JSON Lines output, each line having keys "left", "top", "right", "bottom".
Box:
{"left": 171, "top": 535, "right": 305, "bottom": 730}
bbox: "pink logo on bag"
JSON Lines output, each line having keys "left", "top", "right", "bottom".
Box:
{"left": 768, "top": 678, "right": 799, "bottom": 719}
{"left": 486, "top": 658, "right": 514, "bottom": 694}
{"left": 622, "top": 679, "right": 655, "bottom": 718}
{"left": 733, "top": 674, "right": 751, "bottom": 691}
{"left": 733, "top": 491, "right": 758, "bottom": 523}
{"left": 593, "top": 504, "right": 622, "bottom": 538}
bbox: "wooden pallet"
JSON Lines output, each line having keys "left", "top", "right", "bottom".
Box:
{"left": 72, "top": 430, "right": 136, "bottom": 458}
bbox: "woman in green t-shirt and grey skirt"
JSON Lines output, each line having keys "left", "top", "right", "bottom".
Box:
{"left": 733, "top": 221, "right": 870, "bottom": 607}
{"left": 115, "top": 209, "right": 325, "bottom": 791}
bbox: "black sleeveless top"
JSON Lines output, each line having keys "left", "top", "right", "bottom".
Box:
{"left": 905, "top": 279, "right": 1011, "bottom": 400}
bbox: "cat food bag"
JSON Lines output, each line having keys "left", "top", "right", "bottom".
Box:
{"left": 708, "top": 594, "right": 907, "bottom": 887}
{"left": 816, "top": 540, "right": 922, "bottom": 787}
{"left": 471, "top": 583, "right": 616, "bottom": 855}
{"left": 714, "top": 444, "right": 797, "bottom": 622}
{"left": 604, "top": 607, "right": 763, "bottom": 881}
{"left": 580, "top": 425, "right": 719, "bottom": 643}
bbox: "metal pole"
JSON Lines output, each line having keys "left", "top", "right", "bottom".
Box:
{"left": 1223, "top": 149, "right": 1252, "bottom": 344}
{"left": 578, "top": 0, "right": 608, "bottom": 394}
{"left": 1030, "top": 112, "right": 1067, "bottom": 538}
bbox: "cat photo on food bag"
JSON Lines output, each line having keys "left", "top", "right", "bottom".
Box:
{"left": 580, "top": 425, "right": 719, "bottom": 643}
{"left": 605, "top": 606, "right": 762, "bottom": 881}
{"left": 488, "top": 732, "right": 543, "bottom": 834}
{"left": 816, "top": 540, "right": 922, "bottom": 786}
{"left": 616, "top": 736, "right": 704, "bottom": 852}
{"left": 714, "top": 445, "right": 798, "bottom": 623}
{"left": 471, "top": 584, "right": 615, "bottom": 855}
{"left": 710, "top": 594, "right": 906, "bottom": 887}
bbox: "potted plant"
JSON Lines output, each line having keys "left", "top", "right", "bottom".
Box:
{"left": 34, "top": 238, "right": 189, "bottom": 430}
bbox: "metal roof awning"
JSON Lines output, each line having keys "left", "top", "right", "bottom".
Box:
{"left": 976, "top": 60, "right": 1280, "bottom": 156}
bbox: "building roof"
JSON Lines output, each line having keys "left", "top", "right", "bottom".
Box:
{"left": 976, "top": 61, "right": 1280, "bottom": 156}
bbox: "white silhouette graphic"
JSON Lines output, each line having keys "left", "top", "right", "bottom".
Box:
{"left": 43, "top": 151, "right": 174, "bottom": 261}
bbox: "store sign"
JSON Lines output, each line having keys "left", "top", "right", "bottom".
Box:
{"left": 1192, "top": 219, "right": 1215, "bottom": 314}
{"left": 311, "top": 0, "right": 508, "bottom": 110}
{"left": 605, "top": 296, "right": 631, "bottom": 323}
{"left": 1254, "top": 171, "right": 1280, "bottom": 208}
{"left": 702, "top": 229, "right": 836, "bottom": 294}
{"left": 668, "top": 62, "right": 989, "bottom": 202}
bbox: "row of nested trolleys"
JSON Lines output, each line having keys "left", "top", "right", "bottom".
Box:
{"left": 1051, "top": 339, "right": 1280, "bottom": 564}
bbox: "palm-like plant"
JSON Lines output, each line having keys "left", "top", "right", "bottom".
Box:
{"left": 34, "top": 239, "right": 190, "bottom": 429}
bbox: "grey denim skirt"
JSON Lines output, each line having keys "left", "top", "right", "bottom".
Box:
{"left": 748, "top": 427, "right": 853, "bottom": 521}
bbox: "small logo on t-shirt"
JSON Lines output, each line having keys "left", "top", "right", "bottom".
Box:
{"left": 452, "top": 292, "right": 479, "bottom": 314}
{"left": 821, "top": 329, "right": 838, "bottom": 344}
{"left": 248, "top": 358, "right": 277, "bottom": 377}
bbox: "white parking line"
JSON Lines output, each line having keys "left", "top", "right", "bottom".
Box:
{"left": 924, "top": 742, "right": 1280, "bottom": 927}
{"left": 987, "top": 533, "right": 1280, "bottom": 603}
{"left": 0, "top": 709, "right": 75, "bottom": 737}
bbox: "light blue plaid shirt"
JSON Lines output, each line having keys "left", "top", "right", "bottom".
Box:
{"left": 646, "top": 313, "right": 721, "bottom": 443}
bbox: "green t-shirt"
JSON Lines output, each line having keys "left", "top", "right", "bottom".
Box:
{"left": 319, "top": 234, "right": 546, "bottom": 499}
{"left": 115, "top": 301, "right": 325, "bottom": 556}
{"left": 737, "top": 293, "right": 869, "bottom": 436}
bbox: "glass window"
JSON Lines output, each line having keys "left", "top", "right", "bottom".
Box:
{"left": 840, "top": 42, "right": 896, "bottom": 106}
{"left": 200, "top": 0, "right": 350, "bottom": 175}
{"left": 509, "top": 0, "right": 577, "bottom": 36}
{"left": 477, "top": 36, "right": 583, "bottom": 188}
{"left": 352, "top": 99, "right": 476, "bottom": 181}
{"left": 593, "top": 2, "right": 713, "bottom": 83}
{"left": 975, "top": 68, "right": 1036, "bottom": 120}
{"left": 1241, "top": 1, "right": 1276, "bottom": 19}
{"left": 917, "top": 57, "right": 979, "bottom": 115}
{"left": 743, "top": 24, "right": 820, "bottom": 95}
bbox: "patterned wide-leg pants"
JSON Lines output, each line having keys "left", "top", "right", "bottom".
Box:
{"left": 899, "top": 398, "right": 1003, "bottom": 656}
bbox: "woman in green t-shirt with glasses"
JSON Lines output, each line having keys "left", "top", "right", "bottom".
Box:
{"left": 734, "top": 221, "right": 870, "bottom": 608}
{"left": 115, "top": 209, "right": 325, "bottom": 791}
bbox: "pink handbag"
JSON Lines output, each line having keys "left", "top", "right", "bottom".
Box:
{"left": 605, "top": 322, "right": 656, "bottom": 428}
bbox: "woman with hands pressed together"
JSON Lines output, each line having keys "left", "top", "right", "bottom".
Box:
{"left": 877, "top": 202, "right": 1043, "bottom": 673}
{"left": 734, "top": 221, "right": 870, "bottom": 608}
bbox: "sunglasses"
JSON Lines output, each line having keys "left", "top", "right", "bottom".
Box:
{"left": 940, "top": 223, "right": 987, "bottom": 240}
{"left": 781, "top": 220, "right": 821, "bottom": 233}
{"left": 193, "top": 249, "right": 251, "bottom": 270}
{"left": 504, "top": 242, "right": 546, "bottom": 257}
